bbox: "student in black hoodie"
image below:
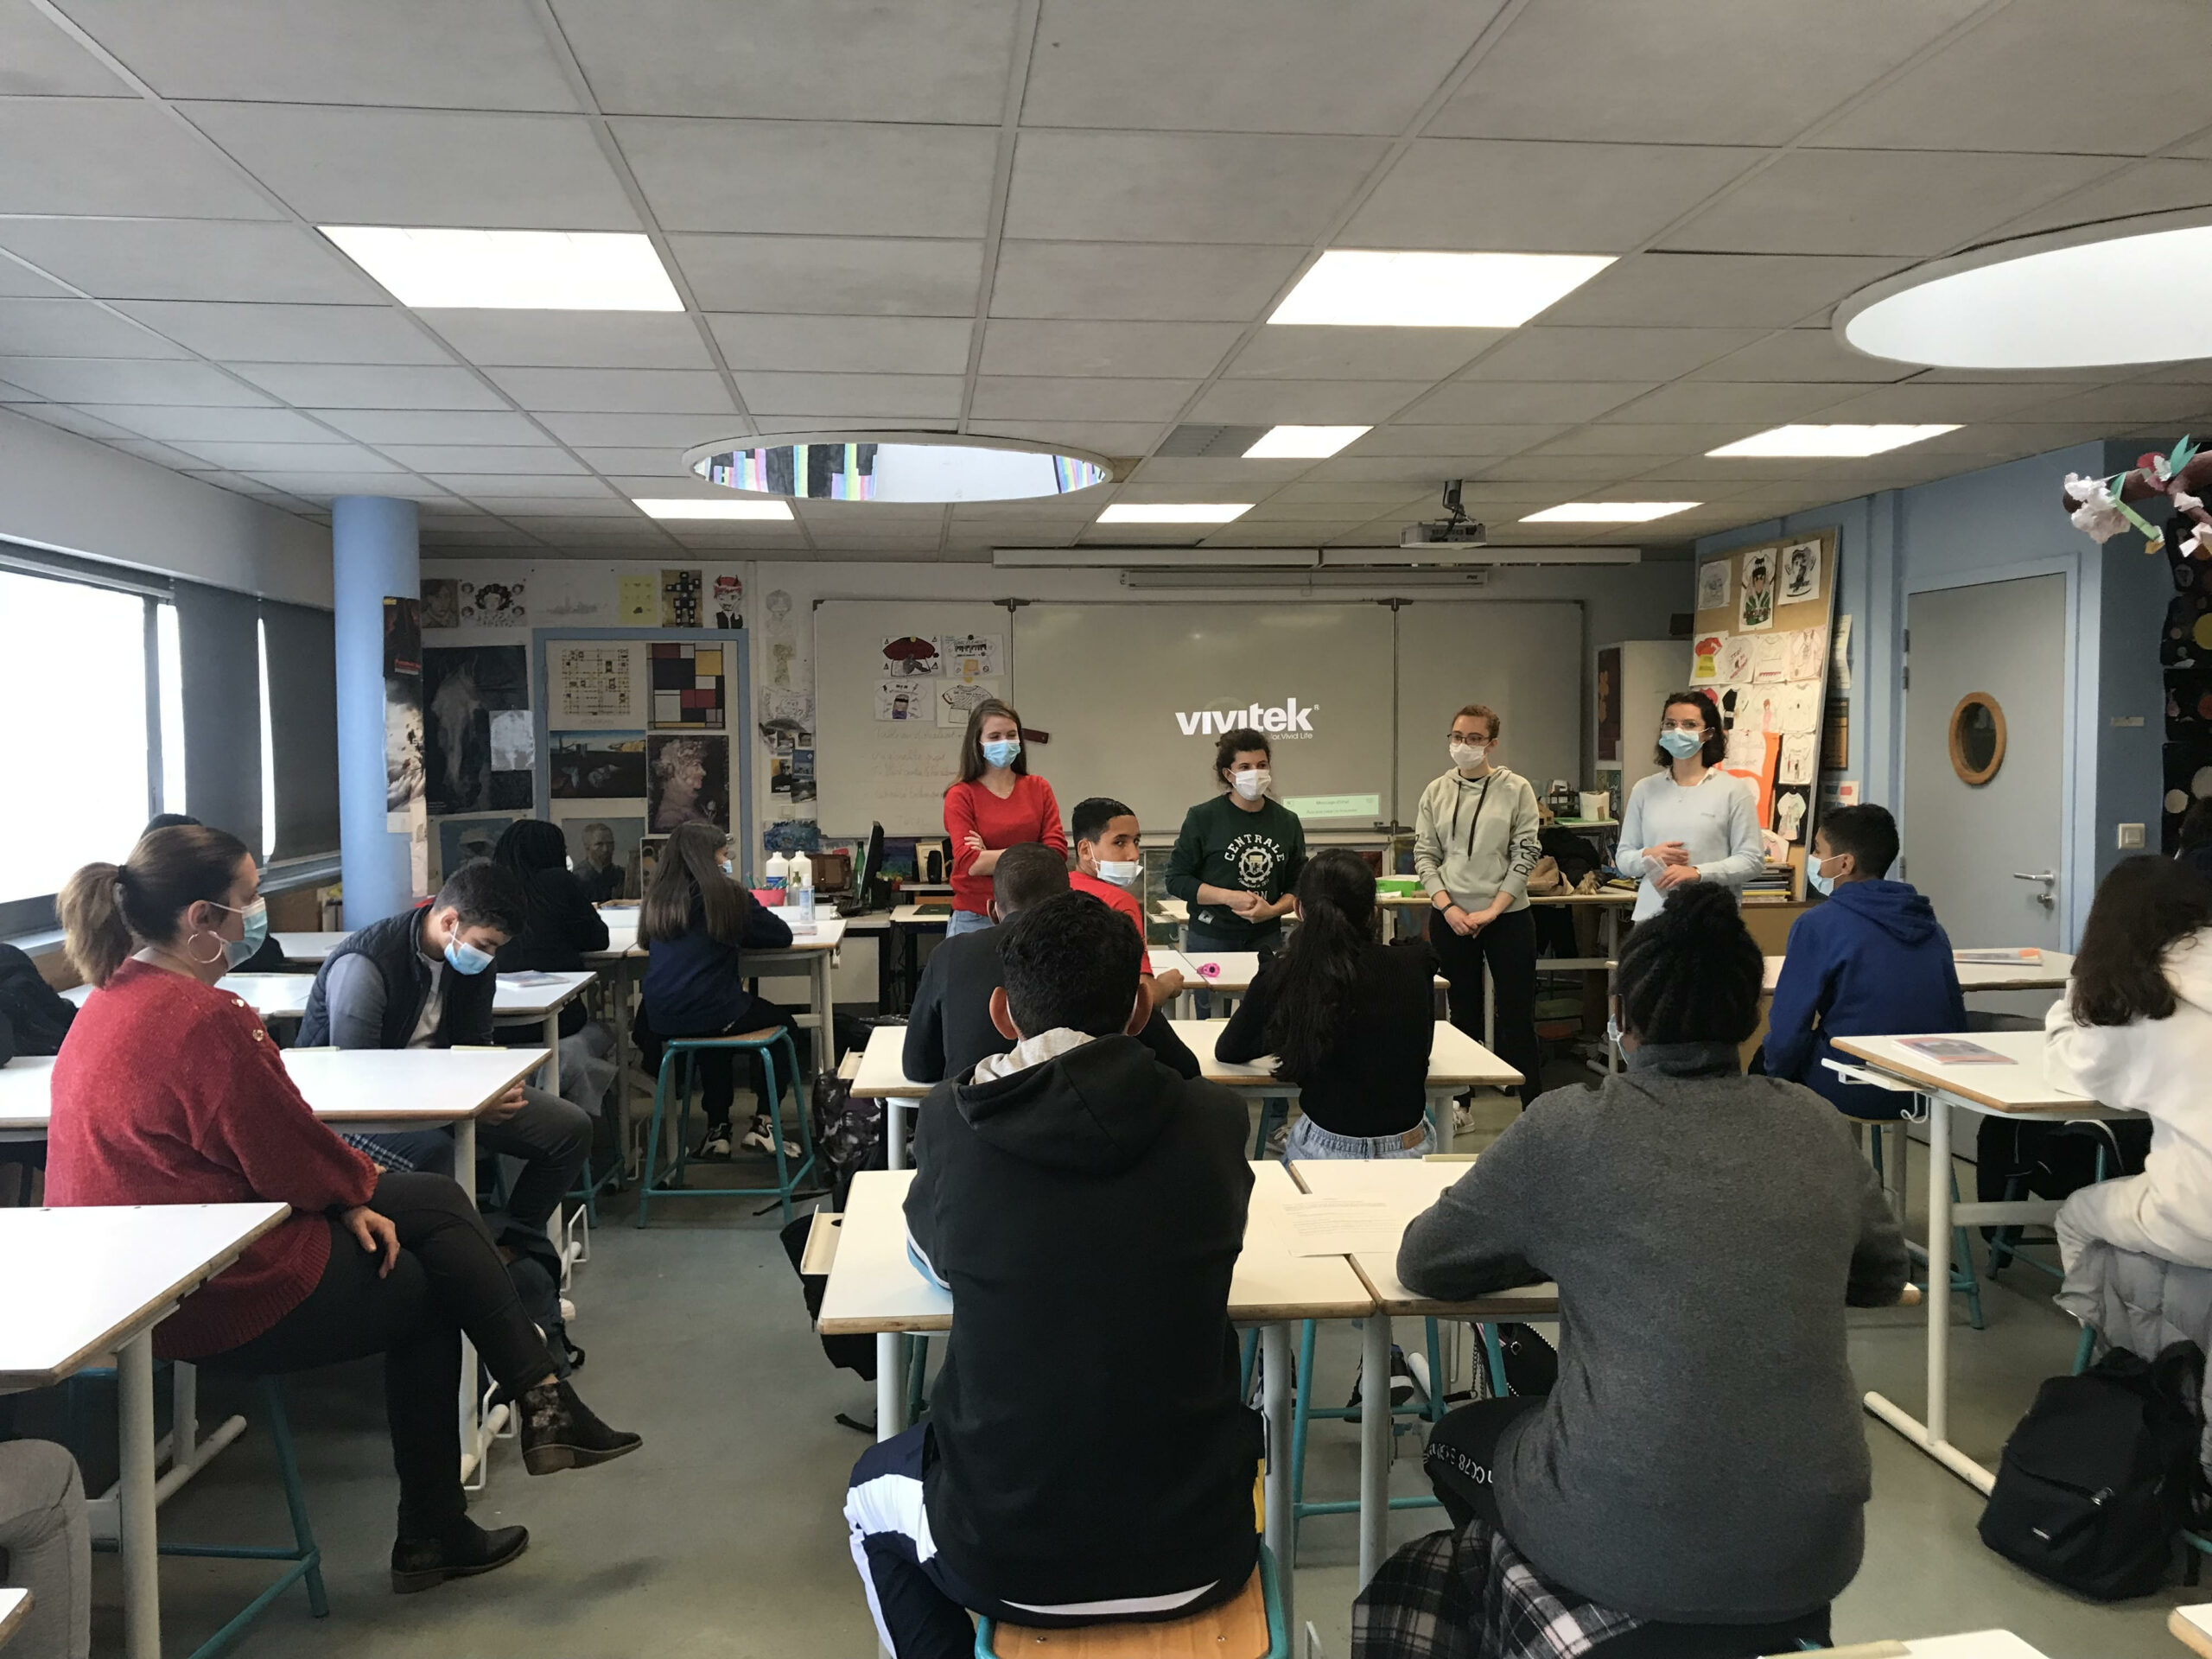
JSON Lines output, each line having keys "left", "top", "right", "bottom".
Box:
{"left": 846, "top": 892, "right": 1261, "bottom": 1659}
{"left": 902, "top": 842, "right": 1198, "bottom": 1084}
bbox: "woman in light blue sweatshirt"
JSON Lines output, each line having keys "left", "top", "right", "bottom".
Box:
{"left": 1614, "top": 689, "right": 1764, "bottom": 922}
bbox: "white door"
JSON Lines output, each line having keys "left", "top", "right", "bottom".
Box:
{"left": 1902, "top": 575, "right": 2067, "bottom": 951}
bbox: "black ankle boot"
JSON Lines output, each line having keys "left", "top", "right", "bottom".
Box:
{"left": 519, "top": 1377, "right": 643, "bottom": 1474}
{"left": 391, "top": 1517, "right": 529, "bottom": 1594}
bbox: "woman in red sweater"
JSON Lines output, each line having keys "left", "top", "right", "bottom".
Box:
{"left": 943, "top": 698, "right": 1065, "bottom": 937}
{"left": 48, "top": 824, "right": 640, "bottom": 1592}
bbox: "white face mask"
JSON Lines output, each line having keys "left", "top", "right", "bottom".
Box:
{"left": 1096, "top": 859, "right": 1143, "bottom": 887}
{"left": 1449, "top": 741, "right": 1488, "bottom": 772}
{"left": 1231, "top": 769, "right": 1270, "bottom": 802}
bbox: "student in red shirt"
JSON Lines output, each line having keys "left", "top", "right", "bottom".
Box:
{"left": 1069, "top": 796, "right": 1185, "bottom": 1014}
{"left": 48, "top": 823, "right": 639, "bottom": 1594}
{"left": 943, "top": 698, "right": 1065, "bottom": 938}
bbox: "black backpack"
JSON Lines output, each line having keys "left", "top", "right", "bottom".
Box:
{"left": 1979, "top": 1340, "right": 2208, "bottom": 1599}
{"left": 0, "top": 944, "right": 75, "bottom": 1065}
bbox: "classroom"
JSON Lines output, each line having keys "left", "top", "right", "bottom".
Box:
{"left": 0, "top": 8, "right": 2209, "bottom": 1659}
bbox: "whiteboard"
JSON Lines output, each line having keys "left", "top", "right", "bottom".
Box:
{"left": 1393, "top": 601, "right": 1582, "bottom": 823}
{"left": 813, "top": 599, "right": 1014, "bottom": 836}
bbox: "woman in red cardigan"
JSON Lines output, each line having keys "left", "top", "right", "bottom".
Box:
{"left": 943, "top": 698, "right": 1065, "bottom": 937}
{"left": 48, "top": 824, "right": 640, "bottom": 1593}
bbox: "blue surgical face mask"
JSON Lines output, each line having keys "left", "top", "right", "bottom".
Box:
{"left": 213, "top": 897, "right": 268, "bottom": 969}
{"left": 719, "top": 858, "right": 734, "bottom": 876}
{"left": 444, "top": 937, "right": 495, "bottom": 976}
{"left": 982, "top": 738, "right": 1021, "bottom": 768}
{"left": 1808, "top": 854, "right": 1839, "bottom": 897}
{"left": 1658, "top": 728, "right": 1703, "bottom": 760}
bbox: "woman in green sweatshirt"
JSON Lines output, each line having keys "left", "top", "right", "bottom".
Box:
{"left": 1166, "top": 726, "right": 1307, "bottom": 965}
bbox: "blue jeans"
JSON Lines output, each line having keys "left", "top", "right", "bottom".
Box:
{"left": 946, "top": 908, "right": 992, "bottom": 938}
{"left": 1282, "top": 1112, "right": 1435, "bottom": 1166}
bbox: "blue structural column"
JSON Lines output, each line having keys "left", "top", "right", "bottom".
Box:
{"left": 332, "top": 496, "right": 419, "bottom": 927}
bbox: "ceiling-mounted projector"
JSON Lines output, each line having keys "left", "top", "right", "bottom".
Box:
{"left": 1401, "top": 479, "right": 1485, "bottom": 547}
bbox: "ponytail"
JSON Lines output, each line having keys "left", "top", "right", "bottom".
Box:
{"left": 59, "top": 824, "right": 252, "bottom": 988}
{"left": 58, "top": 861, "right": 132, "bottom": 988}
{"left": 1263, "top": 848, "right": 1376, "bottom": 1083}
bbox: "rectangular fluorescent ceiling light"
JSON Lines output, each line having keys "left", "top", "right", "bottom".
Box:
{"left": 1520, "top": 501, "right": 1700, "bottom": 524}
{"left": 1243, "top": 424, "right": 1370, "bottom": 460}
{"left": 633, "top": 498, "right": 791, "bottom": 520}
{"left": 1096, "top": 502, "right": 1252, "bottom": 524}
{"left": 1268, "top": 251, "right": 1615, "bottom": 327}
{"left": 320, "top": 227, "right": 683, "bottom": 310}
{"left": 1706, "top": 423, "right": 1961, "bottom": 458}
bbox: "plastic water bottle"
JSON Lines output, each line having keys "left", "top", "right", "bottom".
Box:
{"left": 787, "top": 850, "right": 814, "bottom": 925}
{"left": 764, "top": 850, "right": 789, "bottom": 894}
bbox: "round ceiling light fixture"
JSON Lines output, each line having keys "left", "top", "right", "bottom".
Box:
{"left": 1835, "top": 208, "right": 2212, "bottom": 370}
{"left": 685, "top": 432, "right": 1111, "bottom": 504}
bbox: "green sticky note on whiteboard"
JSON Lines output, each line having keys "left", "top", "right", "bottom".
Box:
{"left": 1281, "top": 793, "right": 1380, "bottom": 821}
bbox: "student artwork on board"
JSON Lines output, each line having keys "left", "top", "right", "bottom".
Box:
{"left": 881, "top": 634, "right": 940, "bottom": 676}
{"left": 661, "top": 567, "right": 702, "bottom": 628}
{"left": 549, "top": 733, "right": 647, "bottom": 799}
{"left": 1718, "top": 636, "right": 1756, "bottom": 685}
{"left": 1696, "top": 558, "right": 1732, "bottom": 613}
{"left": 1781, "top": 539, "right": 1821, "bottom": 603}
{"left": 1776, "top": 683, "right": 1821, "bottom": 735}
{"left": 1772, "top": 785, "right": 1810, "bottom": 842}
{"left": 418, "top": 578, "right": 459, "bottom": 631}
{"left": 458, "top": 580, "right": 525, "bottom": 627}
{"left": 877, "top": 679, "right": 928, "bottom": 721}
{"left": 555, "top": 643, "right": 644, "bottom": 729}
{"left": 712, "top": 574, "right": 742, "bottom": 630}
{"left": 1738, "top": 550, "right": 1776, "bottom": 632}
{"left": 555, "top": 811, "right": 645, "bottom": 902}
{"left": 939, "top": 632, "right": 1002, "bottom": 678}
{"left": 1751, "top": 634, "right": 1788, "bottom": 684}
{"left": 1786, "top": 626, "right": 1827, "bottom": 683}
{"left": 618, "top": 574, "right": 657, "bottom": 626}
{"left": 1689, "top": 632, "right": 1726, "bottom": 686}
{"left": 383, "top": 596, "right": 423, "bottom": 831}
{"left": 435, "top": 814, "right": 518, "bottom": 883}
{"left": 649, "top": 641, "right": 725, "bottom": 729}
{"left": 938, "top": 677, "right": 1001, "bottom": 729}
{"left": 647, "top": 734, "right": 729, "bottom": 832}
{"left": 423, "top": 644, "right": 531, "bottom": 814}
{"left": 1779, "top": 730, "right": 1817, "bottom": 786}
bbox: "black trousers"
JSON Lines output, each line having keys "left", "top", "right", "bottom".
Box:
{"left": 1427, "top": 907, "right": 1542, "bottom": 1107}
{"left": 636, "top": 1003, "right": 809, "bottom": 1131}
{"left": 209, "top": 1171, "right": 554, "bottom": 1537}
{"left": 1421, "top": 1401, "right": 1830, "bottom": 1659}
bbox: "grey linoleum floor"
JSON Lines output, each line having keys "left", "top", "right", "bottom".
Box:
{"left": 62, "top": 1081, "right": 2205, "bottom": 1659}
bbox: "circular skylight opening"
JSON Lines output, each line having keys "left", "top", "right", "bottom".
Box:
{"left": 686, "top": 433, "right": 1111, "bottom": 504}
{"left": 1836, "top": 210, "right": 2212, "bottom": 370}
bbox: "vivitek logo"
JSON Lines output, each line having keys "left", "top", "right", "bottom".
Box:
{"left": 1174, "top": 697, "right": 1319, "bottom": 737}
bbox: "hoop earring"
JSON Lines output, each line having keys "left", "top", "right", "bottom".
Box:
{"left": 185, "top": 930, "right": 225, "bottom": 966}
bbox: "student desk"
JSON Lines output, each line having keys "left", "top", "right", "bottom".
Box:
{"left": 269, "top": 931, "right": 343, "bottom": 964}
{"left": 817, "top": 1163, "right": 1369, "bottom": 1638}
{"left": 1170, "top": 1020, "right": 1523, "bottom": 1145}
{"left": 1157, "top": 951, "right": 1452, "bottom": 1019}
{"left": 2173, "top": 1604, "right": 2212, "bottom": 1658}
{"left": 848, "top": 1024, "right": 927, "bottom": 1172}
{"left": 887, "top": 905, "right": 950, "bottom": 1014}
{"left": 1828, "top": 1031, "right": 2136, "bottom": 1494}
{"left": 1759, "top": 950, "right": 2076, "bottom": 994}
{"left": 1880, "top": 1637, "right": 2050, "bottom": 1658}
{"left": 0, "top": 1202, "right": 289, "bottom": 1659}
{"left": 0, "top": 1589, "right": 25, "bottom": 1650}
{"left": 1291, "top": 1159, "right": 1560, "bottom": 1586}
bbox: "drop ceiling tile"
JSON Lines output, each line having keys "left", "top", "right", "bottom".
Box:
{"left": 734, "top": 372, "right": 964, "bottom": 418}
{"left": 1540, "top": 252, "right": 1910, "bottom": 327}
{"left": 1533, "top": 423, "right": 1744, "bottom": 457}
{"left": 1223, "top": 327, "right": 1502, "bottom": 382}
{"left": 1344, "top": 423, "right": 1565, "bottom": 456}
{"left": 709, "top": 315, "right": 975, "bottom": 376}
{"left": 416, "top": 311, "right": 713, "bottom": 371}
{"left": 5, "top": 403, "right": 138, "bottom": 442}
{"left": 0, "top": 378, "right": 42, "bottom": 400}
{"left": 1808, "top": 381, "right": 2087, "bottom": 423}
{"left": 0, "top": 1, "right": 132, "bottom": 95}
{"left": 1985, "top": 158, "right": 2212, "bottom": 242}
{"left": 1688, "top": 328, "right": 1919, "bottom": 383}
{"left": 1401, "top": 381, "right": 1653, "bottom": 425}
{"left": 971, "top": 377, "right": 1199, "bottom": 423}
{"left": 670, "top": 235, "right": 983, "bottom": 317}
{"left": 1187, "top": 380, "right": 1431, "bottom": 424}
{"left": 613, "top": 118, "right": 1001, "bottom": 236}
{"left": 1255, "top": 480, "right": 1422, "bottom": 506}
{"left": 2020, "top": 385, "right": 2212, "bottom": 428}
{"left": 0, "top": 258, "right": 67, "bottom": 299}
{"left": 58, "top": 0, "right": 582, "bottom": 109}
{"left": 381, "top": 445, "right": 588, "bottom": 475}
{"left": 239, "top": 471, "right": 454, "bottom": 499}
{"left": 0, "top": 99, "right": 282, "bottom": 218}
{"left": 0, "top": 299, "right": 185, "bottom": 359}
{"left": 1605, "top": 380, "right": 1869, "bottom": 423}
{"left": 1002, "top": 130, "right": 1387, "bottom": 244}
{"left": 0, "top": 356, "right": 272, "bottom": 404}
{"left": 965, "top": 419, "right": 1166, "bottom": 455}
{"left": 1203, "top": 523, "right": 1359, "bottom": 547}
{"left": 978, "top": 320, "right": 1244, "bottom": 379}
{"left": 232, "top": 362, "right": 507, "bottom": 410}
{"left": 1478, "top": 454, "right": 1669, "bottom": 484}
{"left": 573, "top": 446, "right": 697, "bottom": 476}
{"left": 303, "top": 408, "right": 550, "bottom": 445}
{"left": 112, "top": 300, "right": 448, "bottom": 365}
{"left": 181, "top": 104, "right": 639, "bottom": 229}
{"left": 1021, "top": 0, "right": 1489, "bottom": 134}
{"left": 170, "top": 438, "right": 402, "bottom": 472}
{"left": 1658, "top": 149, "right": 2113, "bottom": 257}
{"left": 550, "top": 0, "right": 1018, "bottom": 122}
{"left": 1128, "top": 456, "right": 1313, "bottom": 485}
{"left": 537, "top": 411, "right": 743, "bottom": 448}
{"left": 1345, "top": 139, "right": 1758, "bottom": 253}
{"left": 484, "top": 366, "right": 738, "bottom": 414}
{"left": 73, "top": 404, "right": 340, "bottom": 442}
{"left": 988, "top": 241, "right": 1306, "bottom": 321}
{"left": 1296, "top": 456, "right": 1462, "bottom": 486}
{"left": 0, "top": 219, "right": 380, "bottom": 302}
{"left": 1429, "top": 0, "right": 1982, "bottom": 144}
{"left": 429, "top": 475, "right": 624, "bottom": 499}
{"left": 1458, "top": 327, "right": 1762, "bottom": 384}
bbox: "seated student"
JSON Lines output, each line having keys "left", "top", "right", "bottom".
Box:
{"left": 1217, "top": 848, "right": 1438, "bottom": 1160}
{"left": 0, "top": 1440, "right": 86, "bottom": 1659}
{"left": 296, "top": 861, "right": 591, "bottom": 1264}
{"left": 1391, "top": 887, "right": 1906, "bottom": 1653}
{"left": 1069, "top": 795, "right": 1185, "bottom": 1008}
{"left": 49, "top": 824, "right": 637, "bottom": 1592}
{"left": 846, "top": 892, "right": 1260, "bottom": 1659}
{"left": 637, "top": 820, "right": 804, "bottom": 1160}
{"left": 1764, "top": 804, "right": 1966, "bottom": 1121}
{"left": 145, "top": 813, "right": 287, "bottom": 970}
{"left": 490, "top": 818, "right": 615, "bottom": 1116}
{"left": 2046, "top": 855, "right": 2212, "bottom": 1272}
{"left": 903, "top": 842, "right": 1198, "bottom": 1084}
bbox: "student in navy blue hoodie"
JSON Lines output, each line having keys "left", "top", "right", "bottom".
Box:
{"left": 1764, "top": 804, "right": 1966, "bottom": 1121}
{"left": 637, "top": 821, "right": 804, "bottom": 1160}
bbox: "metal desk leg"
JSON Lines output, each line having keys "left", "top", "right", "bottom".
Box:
{"left": 1359, "top": 1315, "right": 1390, "bottom": 1586}
{"left": 814, "top": 950, "right": 836, "bottom": 1075}
{"left": 876, "top": 1333, "right": 907, "bottom": 1440}
{"left": 541, "top": 1011, "right": 562, "bottom": 1096}
{"left": 1604, "top": 908, "right": 1623, "bottom": 1074}
{"left": 1261, "top": 1323, "right": 1294, "bottom": 1637}
{"left": 1482, "top": 964, "right": 1495, "bottom": 1053}
{"left": 118, "top": 1330, "right": 161, "bottom": 1659}
{"left": 886, "top": 1098, "right": 913, "bottom": 1172}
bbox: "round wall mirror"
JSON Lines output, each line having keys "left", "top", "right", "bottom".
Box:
{"left": 1949, "top": 692, "right": 2005, "bottom": 785}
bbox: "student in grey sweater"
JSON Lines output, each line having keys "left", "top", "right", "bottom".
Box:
{"left": 1614, "top": 689, "right": 1764, "bottom": 923}
{"left": 1396, "top": 885, "right": 1907, "bottom": 1642}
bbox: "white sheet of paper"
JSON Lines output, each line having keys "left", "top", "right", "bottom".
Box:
{"left": 1286, "top": 1197, "right": 1405, "bottom": 1256}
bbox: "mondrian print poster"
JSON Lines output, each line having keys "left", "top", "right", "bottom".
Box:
{"left": 650, "top": 641, "right": 726, "bottom": 730}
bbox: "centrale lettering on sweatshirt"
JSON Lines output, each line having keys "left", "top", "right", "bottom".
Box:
{"left": 1173, "top": 697, "right": 1319, "bottom": 738}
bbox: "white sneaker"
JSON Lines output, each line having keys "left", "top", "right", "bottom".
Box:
{"left": 1451, "top": 1103, "right": 1471, "bottom": 1135}
{"left": 741, "top": 1116, "right": 804, "bottom": 1160}
{"left": 559, "top": 1298, "right": 576, "bottom": 1325}
{"left": 696, "top": 1124, "right": 734, "bottom": 1160}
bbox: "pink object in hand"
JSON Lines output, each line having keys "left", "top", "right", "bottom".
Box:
{"left": 1197, "top": 961, "right": 1221, "bottom": 980}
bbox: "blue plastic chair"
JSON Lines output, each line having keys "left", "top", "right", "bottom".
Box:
{"left": 974, "top": 1542, "right": 1287, "bottom": 1659}
{"left": 636, "top": 1027, "right": 816, "bottom": 1226}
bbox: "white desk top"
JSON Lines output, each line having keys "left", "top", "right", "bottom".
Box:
{"left": 1162, "top": 949, "right": 1447, "bottom": 998}
{"left": 63, "top": 969, "right": 597, "bottom": 1020}
{"left": 1293, "top": 1160, "right": 1560, "bottom": 1319}
{"left": 0, "top": 1203, "right": 289, "bottom": 1388}
{"left": 850, "top": 1023, "right": 925, "bottom": 1100}
{"left": 2171, "top": 1604, "right": 2212, "bottom": 1658}
{"left": 1830, "top": 1030, "right": 2122, "bottom": 1117}
{"left": 1760, "top": 950, "right": 2075, "bottom": 995}
{"left": 0, "top": 1587, "right": 26, "bottom": 1649}
{"left": 1172, "top": 1018, "right": 1522, "bottom": 1091}
{"left": 1891, "top": 1636, "right": 2050, "bottom": 1659}
{"left": 817, "top": 1163, "right": 1370, "bottom": 1336}
{"left": 271, "top": 931, "right": 345, "bottom": 963}
{"left": 588, "top": 913, "right": 843, "bottom": 962}
{"left": 0, "top": 1046, "right": 547, "bottom": 1134}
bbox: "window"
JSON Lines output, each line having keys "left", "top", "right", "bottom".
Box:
{"left": 157, "top": 599, "right": 185, "bottom": 816}
{"left": 257, "top": 617, "right": 277, "bottom": 861}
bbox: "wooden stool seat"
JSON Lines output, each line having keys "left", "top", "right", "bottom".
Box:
{"left": 982, "top": 1566, "right": 1270, "bottom": 1659}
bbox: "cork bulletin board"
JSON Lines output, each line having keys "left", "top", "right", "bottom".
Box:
{"left": 1686, "top": 529, "right": 1838, "bottom": 895}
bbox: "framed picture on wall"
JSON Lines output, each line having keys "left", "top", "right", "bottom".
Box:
{"left": 1596, "top": 645, "right": 1621, "bottom": 763}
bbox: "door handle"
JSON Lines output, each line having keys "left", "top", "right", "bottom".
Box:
{"left": 2011, "top": 871, "right": 2056, "bottom": 883}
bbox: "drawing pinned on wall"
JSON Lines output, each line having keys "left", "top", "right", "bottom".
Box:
{"left": 1776, "top": 683, "right": 1821, "bottom": 735}
{"left": 458, "top": 580, "right": 526, "bottom": 626}
{"left": 383, "top": 596, "right": 423, "bottom": 832}
{"left": 766, "top": 589, "right": 794, "bottom": 688}
{"left": 937, "top": 676, "right": 1001, "bottom": 728}
{"left": 639, "top": 835, "right": 666, "bottom": 893}
{"left": 1696, "top": 559, "right": 1732, "bottom": 613}
{"left": 649, "top": 641, "right": 725, "bottom": 729}
{"left": 1786, "top": 626, "right": 1827, "bottom": 683}
{"left": 880, "top": 634, "right": 940, "bottom": 676}
{"left": 1781, "top": 538, "right": 1821, "bottom": 602}
{"left": 939, "top": 632, "right": 1002, "bottom": 678}
{"left": 1772, "top": 785, "right": 1810, "bottom": 842}
{"left": 661, "top": 567, "right": 702, "bottom": 628}
{"left": 418, "top": 579, "right": 459, "bottom": 631}
{"left": 1719, "top": 636, "right": 1756, "bottom": 684}
{"left": 1831, "top": 614, "right": 1853, "bottom": 691}
{"left": 617, "top": 574, "right": 657, "bottom": 626}
{"left": 1738, "top": 550, "right": 1775, "bottom": 632}
{"left": 647, "top": 733, "right": 729, "bottom": 832}
{"left": 791, "top": 747, "right": 815, "bottom": 803}
{"left": 712, "top": 574, "right": 743, "bottom": 629}
{"left": 551, "top": 808, "right": 645, "bottom": 902}
{"left": 1726, "top": 728, "right": 1764, "bottom": 771}
{"left": 1689, "top": 631, "right": 1726, "bottom": 685}
{"left": 877, "top": 679, "right": 928, "bottom": 721}
{"left": 435, "top": 814, "right": 518, "bottom": 884}
{"left": 771, "top": 753, "right": 793, "bottom": 796}
{"left": 536, "top": 567, "right": 612, "bottom": 623}
{"left": 1751, "top": 633, "right": 1788, "bottom": 683}
{"left": 549, "top": 733, "right": 645, "bottom": 799}
{"left": 1595, "top": 645, "right": 1620, "bottom": 763}
{"left": 488, "top": 709, "right": 533, "bottom": 772}
{"left": 760, "top": 688, "right": 812, "bottom": 728}
{"left": 424, "top": 644, "right": 532, "bottom": 813}
{"left": 555, "top": 642, "right": 643, "bottom": 728}
{"left": 1779, "top": 731, "right": 1816, "bottom": 785}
